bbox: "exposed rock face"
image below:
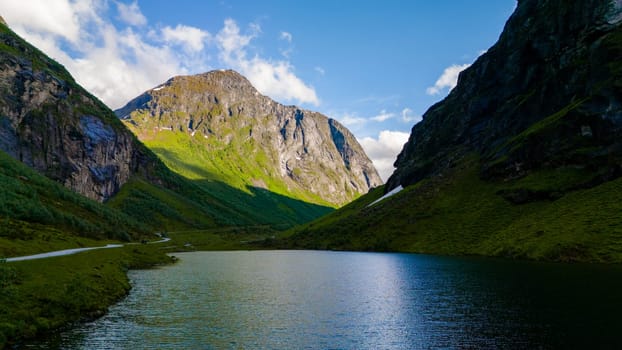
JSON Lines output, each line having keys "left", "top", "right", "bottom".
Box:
{"left": 387, "top": 0, "right": 622, "bottom": 192}
{"left": 0, "top": 24, "right": 153, "bottom": 202}
{"left": 116, "top": 70, "right": 382, "bottom": 206}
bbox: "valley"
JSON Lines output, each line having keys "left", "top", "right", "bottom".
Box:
{"left": 1, "top": 0, "right": 622, "bottom": 347}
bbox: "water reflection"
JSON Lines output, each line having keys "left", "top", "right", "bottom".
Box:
{"left": 28, "top": 251, "right": 622, "bottom": 349}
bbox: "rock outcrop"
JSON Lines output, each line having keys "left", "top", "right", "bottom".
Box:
{"left": 0, "top": 23, "right": 154, "bottom": 202}
{"left": 116, "top": 70, "right": 382, "bottom": 206}
{"left": 387, "top": 0, "right": 622, "bottom": 192}
{"left": 285, "top": 0, "right": 622, "bottom": 262}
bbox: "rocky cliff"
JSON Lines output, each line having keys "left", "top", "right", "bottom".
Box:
{"left": 387, "top": 0, "right": 622, "bottom": 195}
{"left": 0, "top": 23, "right": 155, "bottom": 202}
{"left": 286, "top": 0, "right": 622, "bottom": 262}
{"left": 116, "top": 70, "right": 382, "bottom": 206}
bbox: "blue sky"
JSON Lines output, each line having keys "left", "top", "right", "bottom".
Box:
{"left": 0, "top": 0, "right": 516, "bottom": 181}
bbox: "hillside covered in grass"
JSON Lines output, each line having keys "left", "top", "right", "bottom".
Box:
{"left": 285, "top": 0, "right": 622, "bottom": 262}
{"left": 0, "top": 20, "right": 333, "bottom": 245}
{"left": 285, "top": 156, "right": 622, "bottom": 262}
{"left": 0, "top": 150, "right": 151, "bottom": 257}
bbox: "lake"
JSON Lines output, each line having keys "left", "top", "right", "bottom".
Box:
{"left": 30, "top": 250, "right": 622, "bottom": 349}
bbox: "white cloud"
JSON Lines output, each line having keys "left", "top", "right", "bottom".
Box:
{"left": 401, "top": 107, "right": 422, "bottom": 124}
{"left": 161, "top": 24, "right": 210, "bottom": 52}
{"left": 314, "top": 66, "right": 325, "bottom": 76}
{"left": 116, "top": 1, "right": 146, "bottom": 27}
{"left": 216, "top": 19, "right": 319, "bottom": 106}
{"left": 426, "top": 63, "right": 470, "bottom": 95}
{"left": 370, "top": 109, "right": 394, "bottom": 122}
{"left": 0, "top": 2, "right": 319, "bottom": 109}
{"left": 216, "top": 18, "right": 255, "bottom": 59}
{"left": 280, "top": 31, "right": 292, "bottom": 43}
{"left": 337, "top": 113, "right": 367, "bottom": 127}
{"left": 359, "top": 130, "right": 410, "bottom": 182}
{"left": 0, "top": 0, "right": 90, "bottom": 43}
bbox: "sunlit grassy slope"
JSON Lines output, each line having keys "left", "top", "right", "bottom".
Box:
{"left": 120, "top": 126, "right": 334, "bottom": 229}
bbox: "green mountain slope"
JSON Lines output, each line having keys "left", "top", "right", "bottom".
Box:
{"left": 285, "top": 156, "right": 622, "bottom": 262}
{"left": 115, "top": 70, "right": 382, "bottom": 208}
{"left": 0, "top": 21, "right": 330, "bottom": 242}
{"left": 0, "top": 149, "right": 149, "bottom": 256}
{"left": 285, "top": 0, "right": 622, "bottom": 263}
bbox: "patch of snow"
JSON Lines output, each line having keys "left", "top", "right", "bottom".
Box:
{"left": 368, "top": 185, "right": 403, "bottom": 207}
{"left": 152, "top": 86, "right": 165, "bottom": 91}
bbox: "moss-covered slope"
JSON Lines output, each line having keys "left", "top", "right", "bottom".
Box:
{"left": 286, "top": 156, "right": 622, "bottom": 262}
{"left": 285, "top": 0, "right": 622, "bottom": 262}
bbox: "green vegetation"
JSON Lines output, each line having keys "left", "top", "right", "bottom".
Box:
{"left": 0, "top": 245, "right": 172, "bottom": 347}
{"left": 285, "top": 156, "right": 622, "bottom": 263}
{"left": 132, "top": 122, "right": 333, "bottom": 207}
{"left": 117, "top": 128, "right": 333, "bottom": 229}
{"left": 163, "top": 227, "right": 279, "bottom": 251}
{"left": 0, "top": 227, "right": 284, "bottom": 347}
{"left": 0, "top": 23, "right": 75, "bottom": 85}
{"left": 0, "top": 150, "right": 153, "bottom": 257}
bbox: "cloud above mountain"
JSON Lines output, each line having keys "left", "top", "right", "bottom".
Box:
{"left": 426, "top": 63, "right": 470, "bottom": 95}
{"left": 0, "top": 0, "right": 318, "bottom": 109}
{"left": 359, "top": 130, "right": 410, "bottom": 182}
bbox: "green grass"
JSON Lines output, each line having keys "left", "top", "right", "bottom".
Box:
{"left": 0, "top": 244, "right": 173, "bottom": 347}
{"left": 117, "top": 128, "right": 334, "bottom": 229}
{"left": 163, "top": 227, "right": 280, "bottom": 251}
{"left": 285, "top": 156, "right": 622, "bottom": 263}
{"left": 0, "top": 150, "right": 152, "bottom": 252}
{"left": 137, "top": 126, "right": 334, "bottom": 207}
{"left": 106, "top": 177, "right": 221, "bottom": 230}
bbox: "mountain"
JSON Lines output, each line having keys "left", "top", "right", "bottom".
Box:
{"left": 115, "top": 70, "right": 382, "bottom": 207}
{"left": 285, "top": 0, "right": 622, "bottom": 262}
{"left": 0, "top": 21, "right": 330, "bottom": 236}
{"left": 0, "top": 149, "right": 148, "bottom": 256}
{"left": 0, "top": 24, "right": 157, "bottom": 203}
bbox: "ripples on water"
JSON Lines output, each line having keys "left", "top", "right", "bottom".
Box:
{"left": 28, "top": 251, "right": 622, "bottom": 349}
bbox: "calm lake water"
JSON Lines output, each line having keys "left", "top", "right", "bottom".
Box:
{"left": 30, "top": 250, "right": 622, "bottom": 349}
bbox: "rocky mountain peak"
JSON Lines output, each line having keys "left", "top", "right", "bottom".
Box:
{"left": 116, "top": 70, "right": 382, "bottom": 206}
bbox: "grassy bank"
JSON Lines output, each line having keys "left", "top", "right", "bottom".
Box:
{"left": 163, "top": 226, "right": 280, "bottom": 251}
{"left": 0, "top": 227, "right": 284, "bottom": 347}
{"left": 0, "top": 244, "right": 173, "bottom": 348}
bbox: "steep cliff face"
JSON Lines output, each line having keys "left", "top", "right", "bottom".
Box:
{"left": 0, "top": 23, "right": 153, "bottom": 202}
{"left": 388, "top": 0, "right": 622, "bottom": 193}
{"left": 116, "top": 70, "right": 382, "bottom": 206}
{"left": 286, "top": 0, "right": 622, "bottom": 262}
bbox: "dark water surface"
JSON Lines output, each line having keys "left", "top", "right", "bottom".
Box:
{"left": 29, "top": 251, "right": 622, "bottom": 349}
